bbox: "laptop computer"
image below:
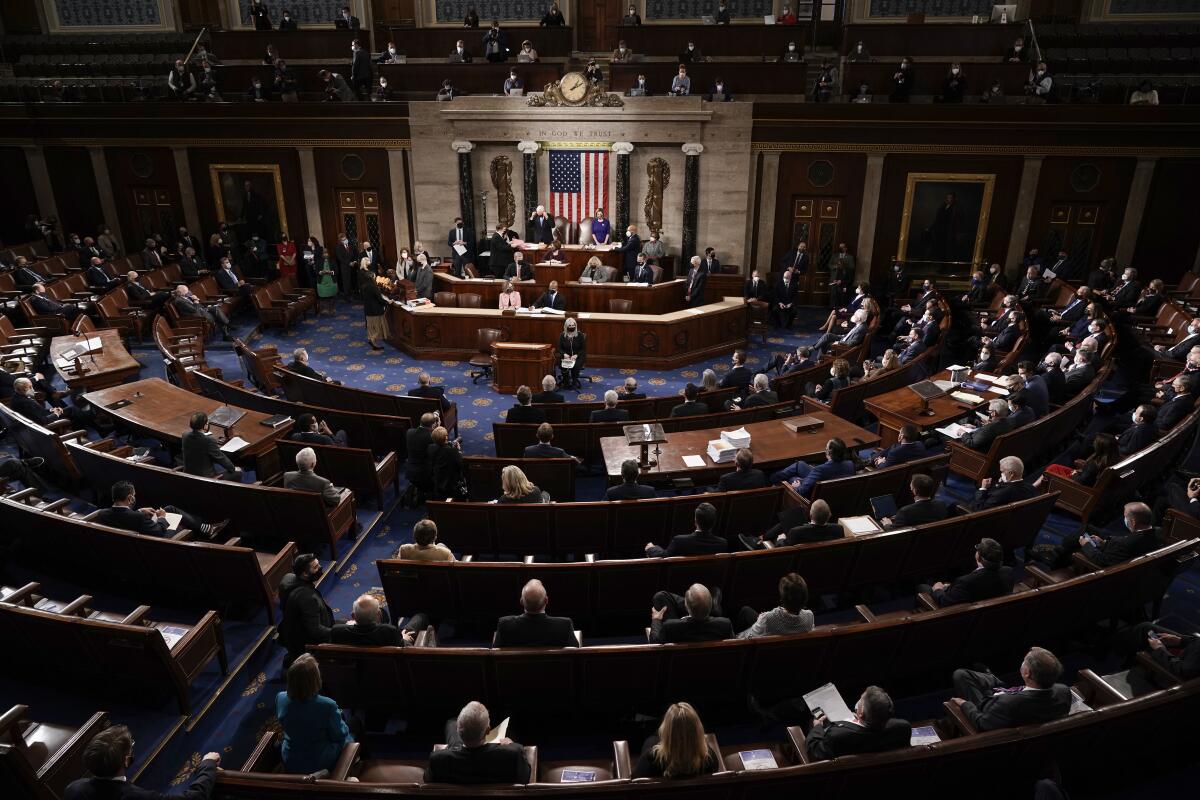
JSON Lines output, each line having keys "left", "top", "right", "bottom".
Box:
{"left": 869, "top": 494, "right": 897, "bottom": 521}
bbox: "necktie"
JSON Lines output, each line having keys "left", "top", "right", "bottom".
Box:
{"left": 994, "top": 686, "right": 1025, "bottom": 695}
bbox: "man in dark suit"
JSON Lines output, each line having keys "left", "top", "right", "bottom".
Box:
{"left": 897, "top": 328, "right": 927, "bottom": 365}
{"left": 290, "top": 412, "right": 348, "bottom": 447}
{"left": 10, "top": 376, "right": 90, "bottom": 428}
{"left": 178, "top": 246, "right": 205, "bottom": 279}
{"left": 670, "top": 382, "right": 709, "bottom": 417}
{"left": 649, "top": 582, "right": 733, "bottom": 643}
{"left": 532, "top": 375, "right": 564, "bottom": 404}
{"left": 1106, "top": 267, "right": 1142, "bottom": 309}
{"left": 532, "top": 280, "right": 565, "bottom": 310}
{"left": 332, "top": 593, "right": 412, "bottom": 646}
{"left": 494, "top": 579, "right": 577, "bottom": 647}
{"left": 523, "top": 422, "right": 577, "bottom": 460}
{"left": 289, "top": 347, "right": 337, "bottom": 383}
{"left": 29, "top": 284, "right": 82, "bottom": 322}
{"left": 872, "top": 424, "right": 928, "bottom": 468}
{"left": 1036, "top": 502, "right": 1159, "bottom": 570}
{"left": 1015, "top": 363, "right": 1050, "bottom": 418}
{"left": 1117, "top": 404, "right": 1161, "bottom": 455}
{"left": 781, "top": 241, "right": 809, "bottom": 275}
{"left": 1039, "top": 354, "right": 1067, "bottom": 404}
{"left": 616, "top": 225, "right": 641, "bottom": 279}
{"left": 140, "top": 238, "right": 164, "bottom": 270}
{"left": 970, "top": 456, "right": 1039, "bottom": 511}
{"left": 527, "top": 205, "right": 554, "bottom": 245}
{"left": 716, "top": 448, "right": 767, "bottom": 492}
{"left": 284, "top": 447, "right": 342, "bottom": 507}
{"left": 959, "top": 400, "right": 1015, "bottom": 452}
{"left": 447, "top": 217, "right": 475, "bottom": 277}
{"left": 1156, "top": 377, "right": 1195, "bottom": 431}
{"left": 683, "top": 256, "right": 707, "bottom": 307}
{"left": 743, "top": 269, "right": 769, "bottom": 302}
{"left": 172, "top": 284, "right": 232, "bottom": 339}
{"left": 631, "top": 254, "right": 656, "bottom": 285}
{"left": 279, "top": 553, "right": 333, "bottom": 668}
{"left": 1155, "top": 319, "right": 1200, "bottom": 361}
{"left": 883, "top": 474, "right": 948, "bottom": 529}
{"left": 410, "top": 371, "right": 452, "bottom": 413}
{"left": 1007, "top": 394, "right": 1036, "bottom": 429}
{"left": 507, "top": 386, "right": 546, "bottom": 424}
{"left": 95, "top": 480, "right": 226, "bottom": 540}
{"left": 487, "top": 224, "right": 513, "bottom": 279}
{"left": 12, "top": 257, "right": 45, "bottom": 289}
{"left": 84, "top": 257, "right": 120, "bottom": 292}
{"left": 349, "top": 39, "right": 372, "bottom": 98}
{"left": 64, "top": 725, "right": 220, "bottom": 800}
{"left": 405, "top": 412, "right": 438, "bottom": 492}
{"left": 731, "top": 373, "right": 779, "bottom": 410}
{"left": 335, "top": 5, "right": 361, "bottom": 29}
{"left": 771, "top": 265, "right": 799, "bottom": 329}
{"left": 334, "top": 234, "right": 358, "bottom": 297}
{"left": 701, "top": 247, "right": 720, "bottom": 275}
{"left": 949, "top": 647, "right": 1072, "bottom": 732}
{"left": 1049, "top": 286, "right": 1090, "bottom": 327}
{"left": 920, "top": 538, "right": 1013, "bottom": 607}
{"left": 719, "top": 349, "right": 753, "bottom": 393}
{"left": 607, "top": 459, "right": 656, "bottom": 500}
{"left": 988, "top": 311, "right": 1023, "bottom": 352}
{"left": 182, "top": 411, "right": 243, "bottom": 477}
{"left": 426, "top": 701, "right": 531, "bottom": 785}
{"left": 503, "top": 250, "right": 533, "bottom": 282}
{"left": 1015, "top": 266, "right": 1045, "bottom": 302}
{"left": 806, "top": 686, "right": 912, "bottom": 760}
{"left": 590, "top": 390, "right": 631, "bottom": 422}
{"left": 618, "top": 377, "right": 646, "bottom": 400}
{"left": 646, "top": 502, "right": 726, "bottom": 557}
{"left": 215, "top": 258, "right": 252, "bottom": 298}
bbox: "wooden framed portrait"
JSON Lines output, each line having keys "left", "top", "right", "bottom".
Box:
{"left": 897, "top": 173, "right": 995, "bottom": 269}
{"left": 208, "top": 164, "right": 288, "bottom": 241}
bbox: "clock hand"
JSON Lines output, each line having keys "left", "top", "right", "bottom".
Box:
{"left": 570, "top": 80, "right": 584, "bottom": 91}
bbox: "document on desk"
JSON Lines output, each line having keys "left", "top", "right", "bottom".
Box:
{"left": 219, "top": 436, "right": 249, "bottom": 453}
{"left": 162, "top": 512, "right": 183, "bottom": 531}
{"left": 973, "top": 372, "right": 1003, "bottom": 384}
{"left": 935, "top": 423, "right": 972, "bottom": 439}
{"left": 737, "top": 749, "right": 778, "bottom": 770}
{"left": 682, "top": 454, "right": 706, "bottom": 468}
{"left": 802, "top": 683, "right": 854, "bottom": 722}
{"left": 157, "top": 625, "right": 189, "bottom": 650}
{"left": 910, "top": 726, "right": 941, "bottom": 746}
{"left": 950, "top": 391, "right": 985, "bottom": 405}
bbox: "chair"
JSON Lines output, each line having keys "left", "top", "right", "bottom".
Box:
{"left": 470, "top": 328, "right": 502, "bottom": 384}
{"left": 608, "top": 298, "right": 633, "bottom": 313}
{"left": 434, "top": 291, "right": 457, "bottom": 307}
{"left": 458, "top": 292, "right": 482, "bottom": 309}
{"left": 747, "top": 300, "right": 769, "bottom": 346}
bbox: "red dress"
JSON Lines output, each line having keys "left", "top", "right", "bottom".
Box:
{"left": 276, "top": 240, "right": 297, "bottom": 278}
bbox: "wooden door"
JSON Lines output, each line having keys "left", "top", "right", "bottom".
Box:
{"left": 336, "top": 189, "right": 385, "bottom": 256}
{"left": 1039, "top": 204, "right": 1101, "bottom": 278}
{"left": 787, "top": 196, "right": 842, "bottom": 305}
{"left": 577, "top": 0, "right": 622, "bottom": 52}
{"left": 130, "top": 187, "right": 179, "bottom": 246}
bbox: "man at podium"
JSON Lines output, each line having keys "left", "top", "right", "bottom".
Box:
{"left": 557, "top": 318, "right": 586, "bottom": 391}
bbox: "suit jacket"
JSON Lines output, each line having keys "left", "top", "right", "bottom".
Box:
{"left": 1118, "top": 421, "right": 1160, "bottom": 455}
{"left": 447, "top": 226, "right": 476, "bottom": 264}
{"left": 487, "top": 234, "right": 512, "bottom": 273}
{"left": 532, "top": 390, "right": 564, "bottom": 404}
{"left": 1082, "top": 528, "right": 1159, "bottom": 567}
{"left": 181, "top": 430, "right": 236, "bottom": 477}
{"left": 961, "top": 416, "right": 1015, "bottom": 452}
{"left": 1021, "top": 376, "right": 1050, "bottom": 417}
{"left": 524, "top": 443, "right": 569, "bottom": 459}
{"left": 632, "top": 263, "right": 656, "bottom": 284}
{"left": 877, "top": 440, "right": 928, "bottom": 468}
{"left": 65, "top": 762, "right": 217, "bottom": 800}
{"left": 504, "top": 261, "right": 534, "bottom": 282}
{"left": 839, "top": 323, "right": 867, "bottom": 346}
{"left": 94, "top": 506, "right": 170, "bottom": 537}
{"left": 331, "top": 621, "right": 402, "bottom": 647}
{"left": 607, "top": 482, "right": 656, "bottom": 500}
{"left": 85, "top": 265, "right": 115, "bottom": 290}
{"left": 796, "top": 459, "right": 855, "bottom": 499}
{"left": 279, "top": 573, "right": 333, "bottom": 654}
{"left": 932, "top": 565, "right": 1013, "bottom": 606}
{"left": 889, "top": 499, "right": 948, "bottom": 529}
{"left": 782, "top": 522, "right": 844, "bottom": 546}
{"left": 506, "top": 404, "right": 546, "bottom": 424}
{"left": 970, "top": 478, "right": 1038, "bottom": 511}
{"left": 351, "top": 49, "right": 373, "bottom": 83}
{"left": 773, "top": 274, "right": 799, "bottom": 305}
{"left": 1111, "top": 280, "right": 1142, "bottom": 308}
{"left": 670, "top": 400, "right": 709, "bottom": 417}
{"left": 179, "top": 256, "right": 203, "bottom": 279}
{"left": 14, "top": 266, "right": 45, "bottom": 287}
{"left": 527, "top": 214, "right": 555, "bottom": 244}
{"left": 1017, "top": 276, "right": 1044, "bottom": 300}
{"left": 992, "top": 323, "right": 1021, "bottom": 351}
{"left": 410, "top": 384, "right": 450, "bottom": 411}
{"left": 12, "top": 394, "right": 55, "bottom": 426}
{"left": 650, "top": 614, "right": 734, "bottom": 644}
{"left": 412, "top": 267, "right": 433, "bottom": 300}
{"left": 494, "top": 612, "right": 577, "bottom": 647}
{"left": 533, "top": 290, "right": 565, "bottom": 310}
{"left": 1042, "top": 368, "right": 1066, "bottom": 404}
{"left": 215, "top": 268, "right": 243, "bottom": 294}
{"left": 720, "top": 365, "right": 754, "bottom": 392}
{"left": 741, "top": 390, "right": 779, "bottom": 408}
{"left": 590, "top": 407, "right": 631, "bottom": 423}
{"left": 30, "top": 294, "right": 68, "bottom": 315}
{"left": 1157, "top": 394, "right": 1193, "bottom": 431}
{"left": 1009, "top": 406, "right": 1036, "bottom": 429}
{"left": 684, "top": 268, "right": 707, "bottom": 306}
{"left": 717, "top": 468, "right": 767, "bottom": 492}
{"left": 648, "top": 531, "right": 727, "bottom": 558}
{"left": 899, "top": 340, "right": 927, "bottom": 364}
{"left": 960, "top": 684, "right": 1072, "bottom": 732}
{"left": 284, "top": 469, "right": 341, "bottom": 507}
{"left": 1166, "top": 333, "right": 1200, "bottom": 361}
{"left": 426, "top": 741, "right": 530, "bottom": 785}
{"left": 405, "top": 426, "right": 435, "bottom": 475}
{"left": 781, "top": 250, "right": 809, "bottom": 273}
{"left": 617, "top": 234, "right": 641, "bottom": 275}
{"left": 1056, "top": 296, "right": 1087, "bottom": 325}
{"left": 805, "top": 719, "right": 912, "bottom": 761}
{"left": 744, "top": 278, "right": 769, "bottom": 301}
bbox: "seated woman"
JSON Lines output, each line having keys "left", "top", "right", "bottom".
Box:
{"left": 972, "top": 344, "right": 996, "bottom": 373}
{"left": 631, "top": 702, "right": 721, "bottom": 780}
{"left": 858, "top": 348, "right": 899, "bottom": 380}
{"left": 545, "top": 239, "right": 567, "bottom": 263}
{"left": 820, "top": 282, "right": 872, "bottom": 332}
{"left": 276, "top": 654, "right": 354, "bottom": 775}
{"left": 701, "top": 368, "right": 720, "bottom": 393}
{"left": 496, "top": 464, "right": 547, "bottom": 504}
{"left": 580, "top": 255, "right": 607, "bottom": 282}
{"left": 1036, "top": 432, "right": 1117, "bottom": 489}
{"left": 427, "top": 425, "right": 467, "bottom": 500}
{"left": 498, "top": 279, "right": 522, "bottom": 309}
{"left": 807, "top": 358, "right": 851, "bottom": 402}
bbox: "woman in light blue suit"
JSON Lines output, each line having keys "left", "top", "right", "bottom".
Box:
{"left": 276, "top": 654, "right": 354, "bottom": 774}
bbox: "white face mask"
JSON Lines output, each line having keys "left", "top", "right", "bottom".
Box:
{"left": 952, "top": 68, "right": 960, "bottom": 75}
{"left": 389, "top": 47, "right": 396, "bottom": 54}
{"left": 716, "top": 84, "right": 724, "bottom": 91}
{"left": 856, "top": 45, "right": 863, "bottom": 52}
{"left": 688, "top": 45, "right": 694, "bottom": 51}
{"left": 789, "top": 45, "right": 796, "bottom": 51}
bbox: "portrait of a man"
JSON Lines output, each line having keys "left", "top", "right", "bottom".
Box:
{"left": 898, "top": 174, "right": 995, "bottom": 268}
{"left": 209, "top": 165, "right": 287, "bottom": 242}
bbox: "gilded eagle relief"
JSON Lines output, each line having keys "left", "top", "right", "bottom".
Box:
{"left": 644, "top": 157, "right": 671, "bottom": 236}
{"left": 489, "top": 156, "right": 516, "bottom": 229}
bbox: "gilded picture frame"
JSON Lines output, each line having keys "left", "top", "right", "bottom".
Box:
{"left": 209, "top": 163, "right": 289, "bottom": 240}
{"left": 897, "top": 172, "right": 995, "bottom": 269}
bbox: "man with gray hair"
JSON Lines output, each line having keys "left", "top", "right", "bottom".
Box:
{"left": 649, "top": 582, "right": 733, "bottom": 643}
{"left": 619, "top": 376, "right": 645, "bottom": 400}
{"left": 731, "top": 373, "right": 779, "bottom": 410}
{"left": 331, "top": 592, "right": 413, "bottom": 646}
{"left": 172, "top": 283, "right": 232, "bottom": 339}
{"left": 426, "top": 700, "right": 532, "bottom": 784}
{"left": 289, "top": 347, "right": 337, "bottom": 383}
{"left": 1032, "top": 501, "right": 1158, "bottom": 569}
{"left": 806, "top": 685, "right": 911, "bottom": 759}
{"left": 970, "top": 455, "right": 1038, "bottom": 511}
{"left": 949, "top": 646, "right": 1071, "bottom": 731}
{"left": 532, "top": 374, "right": 564, "bottom": 404}
{"left": 590, "top": 389, "right": 631, "bottom": 422}
{"left": 959, "top": 398, "right": 1013, "bottom": 452}
{"left": 494, "top": 578, "right": 577, "bottom": 647}
{"left": 283, "top": 447, "right": 342, "bottom": 507}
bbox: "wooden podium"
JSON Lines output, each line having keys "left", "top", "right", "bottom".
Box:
{"left": 492, "top": 342, "right": 554, "bottom": 394}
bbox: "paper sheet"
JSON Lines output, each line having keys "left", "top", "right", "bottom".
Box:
{"left": 936, "top": 423, "right": 972, "bottom": 439}
{"left": 219, "top": 436, "right": 248, "bottom": 453}
{"left": 682, "top": 454, "right": 706, "bottom": 468}
{"left": 162, "top": 512, "right": 183, "bottom": 531}
{"left": 738, "top": 749, "right": 778, "bottom": 770}
{"left": 452, "top": 243, "right": 467, "bottom": 256}
{"left": 158, "top": 625, "right": 189, "bottom": 650}
{"left": 973, "top": 372, "right": 1003, "bottom": 384}
{"left": 483, "top": 716, "right": 510, "bottom": 743}
{"left": 803, "top": 682, "right": 854, "bottom": 722}
{"left": 910, "top": 725, "right": 941, "bottom": 746}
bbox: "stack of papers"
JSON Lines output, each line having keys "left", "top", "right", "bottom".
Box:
{"left": 219, "top": 436, "right": 248, "bottom": 453}
{"left": 541, "top": 307, "right": 566, "bottom": 315}
{"left": 935, "top": 423, "right": 973, "bottom": 439}
{"left": 682, "top": 454, "right": 706, "bottom": 468}
{"left": 840, "top": 515, "right": 882, "bottom": 537}
{"left": 707, "top": 439, "right": 737, "bottom": 463}
{"left": 950, "top": 391, "right": 985, "bottom": 405}
{"left": 973, "top": 372, "right": 1003, "bottom": 384}
{"left": 720, "top": 427, "right": 751, "bottom": 449}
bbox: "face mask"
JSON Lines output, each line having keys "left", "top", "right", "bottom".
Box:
{"left": 688, "top": 45, "right": 694, "bottom": 51}
{"left": 789, "top": 45, "right": 796, "bottom": 51}
{"left": 952, "top": 68, "right": 960, "bottom": 75}
{"left": 716, "top": 84, "right": 724, "bottom": 91}
{"left": 389, "top": 47, "right": 396, "bottom": 54}
{"left": 856, "top": 45, "right": 862, "bottom": 52}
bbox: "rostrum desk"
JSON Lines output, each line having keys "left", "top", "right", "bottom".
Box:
{"left": 492, "top": 342, "right": 554, "bottom": 394}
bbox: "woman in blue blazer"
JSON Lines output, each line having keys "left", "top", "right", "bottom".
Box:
{"left": 276, "top": 654, "right": 354, "bottom": 774}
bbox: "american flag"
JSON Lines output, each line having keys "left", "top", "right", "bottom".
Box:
{"left": 549, "top": 149, "right": 609, "bottom": 222}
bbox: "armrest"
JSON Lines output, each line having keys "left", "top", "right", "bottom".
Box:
{"left": 522, "top": 746, "right": 537, "bottom": 784}
{"left": 120, "top": 605, "right": 151, "bottom": 626}
{"left": 1135, "top": 650, "right": 1182, "bottom": 688}
{"left": 329, "top": 742, "right": 361, "bottom": 781}
{"left": 854, "top": 604, "right": 877, "bottom": 623}
{"left": 169, "top": 529, "right": 195, "bottom": 541}
{"left": 787, "top": 725, "right": 809, "bottom": 764}
{"left": 1023, "top": 562, "right": 1060, "bottom": 586}
{"left": 613, "top": 740, "right": 631, "bottom": 779}
{"left": 942, "top": 700, "right": 977, "bottom": 737}
{"left": 58, "top": 429, "right": 88, "bottom": 442}
{"left": 1075, "top": 668, "right": 1128, "bottom": 708}
{"left": 916, "top": 592, "right": 939, "bottom": 612}
{"left": 47, "top": 418, "right": 72, "bottom": 434}
{"left": 58, "top": 595, "right": 94, "bottom": 617}
{"left": 2, "top": 581, "right": 41, "bottom": 606}
{"left": 1071, "top": 551, "right": 1102, "bottom": 573}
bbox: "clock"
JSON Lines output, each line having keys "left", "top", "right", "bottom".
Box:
{"left": 559, "top": 71, "right": 589, "bottom": 104}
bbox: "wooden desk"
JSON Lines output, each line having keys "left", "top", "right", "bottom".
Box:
{"left": 49, "top": 329, "right": 140, "bottom": 391}
{"left": 390, "top": 297, "right": 749, "bottom": 369}
{"left": 616, "top": 24, "right": 808, "bottom": 58}
{"left": 434, "top": 273, "right": 687, "bottom": 314}
{"left": 609, "top": 62, "right": 807, "bottom": 96}
{"left": 863, "top": 369, "right": 1007, "bottom": 448}
{"left": 843, "top": 61, "right": 1031, "bottom": 97}
{"left": 841, "top": 22, "right": 1021, "bottom": 58}
{"left": 385, "top": 26, "right": 573, "bottom": 59}
{"left": 492, "top": 342, "right": 554, "bottom": 394}
{"left": 209, "top": 30, "right": 359, "bottom": 61}
{"left": 599, "top": 411, "right": 879, "bottom": 485}
{"left": 84, "top": 378, "right": 293, "bottom": 475}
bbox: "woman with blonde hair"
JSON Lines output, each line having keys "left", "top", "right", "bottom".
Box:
{"left": 497, "top": 464, "right": 546, "bottom": 503}
{"left": 275, "top": 654, "right": 354, "bottom": 774}
{"left": 499, "top": 279, "right": 522, "bottom": 309}
{"left": 581, "top": 255, "right": 607, "bottom": 282}
{"left": 701, "top": 368, "right": 719, "bottom": 393}
{"left": 632, "top": 702, "right": 720, "bottom": 779}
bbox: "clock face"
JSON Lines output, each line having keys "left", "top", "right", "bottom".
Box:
{"left": 559, "top": 71, "right": 589, "bottom": 103}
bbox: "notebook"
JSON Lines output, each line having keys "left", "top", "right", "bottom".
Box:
{"left": 738, "top": 749, "right": 778, "bottom": 770}
{"left": 560, "top": 770, "right": 597, "bottom": 782}
{"left": 910, "top": 725, "right": 941, "bottom": 746}
{"left": 868, "top": 494, "right": 897, "bottom": 520}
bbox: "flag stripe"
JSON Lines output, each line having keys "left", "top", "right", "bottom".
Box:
{"left": 549, "top": 149, "right": 609, "bottom": 226}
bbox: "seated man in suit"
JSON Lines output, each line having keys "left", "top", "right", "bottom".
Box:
{"left": 1156, "top": 376, "right": 1196, "bottom": 432}
{"left": 649, "top": 582, "right": 733, "bottom": 643}
{"left": 1061, "top": 350, "right": 1096, "bottom": 399}
{"left": 84, "top": 256, "right": 120, "bottom": 292}
{"left": 765, "top": 345, "right": 815, "bottom": 376}
{"left": 970, "top": 456, "right": 1038, "bottom": 511}
{"left": 523, "top": 422, "right": 579, "bottom": 461}
{"left": 872, "top": 424, "right": 929, "bottom": 468}
{"left": 10, "top": 376, "right": 92, "bottom": 429}
{"left": 895, "top": 327, "right": 927, "bottom": 365}
{"left": 11, "top": 257, "right": 45, "bottom": 289}
{"left": 882, "top": 473, "right": 948, "bottom": 529}
{"left": 645, "top": 502, "right": 726, "bottom": 557}
{"left": 532, "top": 374, "right": 564, "bottom": 404}
{"left": 65, "top": 725, "right": 220, "bottom": 800}
{"left": 181, "top": 411, "right": 242, "bottom": 478}
{"left": 95, "top": 480, "right": 227, "bottom": 540}
{"left": 494, "top": 579, "right": 577, "bottom": 647}
{"left": 283, "top": 447, "right": 342, "bottom": 507}
{"left": 172, "top": 284, "right": 232, "bottom": 340}
{"left": 289, "top": 347, "right": 340, "bottom": 384}
{"left": 1032, "top": 501, "right": 1159, "bottom": 569}
{"left": 215, "top": 257, "right": 252, "bottom": 298}
{"left": 985, "top": 310, "right": 1023, "bottom": 352}
{"left": 124, "top": 270, "right": 170, "bottom": 312}
{"left": 331, "top": 593, "right": 414, "bottom": 647}
{"left": 503, "top": 250, "right": 534, "bottom": 282}
{"left": 618, "top": 376, "right": 646, "bottom": 400}
{"left": 607, "top": 458, "right": 656, "bottom": 500}
{"left": 719, "top": 349, "right": 753, "bottom": 394}
{"left": 812, "top": 308, "right": 869, "bottom": 357}
{"left": 532, "top": 280, "right": 566, "bottom": 310}
{"left": 769, "top": 438, "right": 856, "bottom": 499}
{"left": 427, "top": 701, "right": 532, "bottom": 785}
{"left": 404, "top": 413, "right": 437, "bottom": 494}
{"left": 958, "top": 399, "right": 1014, "bottom": 452}
{"left": 1006, "top": 393, "right": 1036, "bottom": 429}
{"left": 729, "top": 373, "right": 778, "bottom": 410}
{"left": 742, "top": 498, "right": 843, "bottom": 550}
{"left": 670, "top": 382, "right": 709, "bottom": 417}
{"left": 920, "top": 538, "right": 1013, "bottom": 607}
{"left": 1012, "top": 364, "right": 1049, "bottom": 418}
{"left": 290, "top": 412, "right": 349, "bottom": 447}
{"left": 29, "top": 283, "right": 82, "bottom": 322}
{"left": 806, "top": 686, "right": 912, "bottom": 760}
{"left": 948, "top": 647, "right": 1071, "bottom": 732}
{"left": 507, "top": 385, "right": 546, "bottom": 424}
{"left": 716, "top": 448, "right": 767, "bottom": 492}
{"left": 1154, "top": 318, "right": 1200, "bottom": 361}
{"left": 590, "top": 390, "right": 631, "bottom": 422}
{"left": 410, "top": 372, "right": 453, "bottom": 413}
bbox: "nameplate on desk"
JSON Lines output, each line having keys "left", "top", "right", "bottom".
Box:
{"left": 560, "top": 770, "right": 597, "bottom": 783}
{"left": 105, "top": 399, "right": 133, "bottom": 410}
{"left": 259, "top": 414, "right": 292, "bottom": 428}
{"left": 501, "top": 308, "right": 516, "bottom": 316}
{"left": 781, "top": 416, "right": 824, "bottom": 433}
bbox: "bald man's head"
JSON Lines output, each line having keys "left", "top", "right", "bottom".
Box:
{"left": 683, "top": 584, "right": 712, "bottom": 620}
{"left": 520, "top": 579, "right": 548, "bottom": 614}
